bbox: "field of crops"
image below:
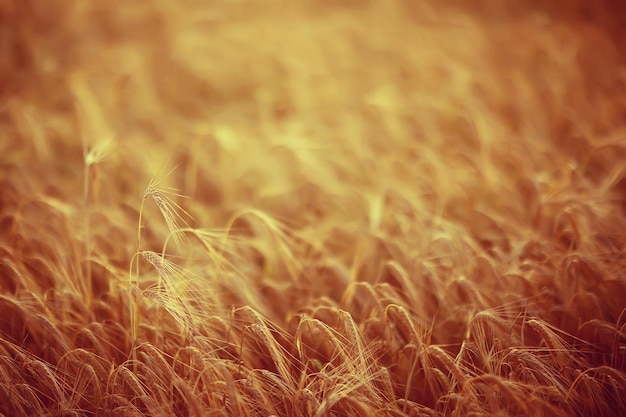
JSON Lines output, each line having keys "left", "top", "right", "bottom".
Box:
{"left": 1, "top": 1, "right": 626, "bottom": 416}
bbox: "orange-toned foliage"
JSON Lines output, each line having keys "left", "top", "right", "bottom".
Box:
{"left": 1, "top": 1, "right": 626, "bottom": 416}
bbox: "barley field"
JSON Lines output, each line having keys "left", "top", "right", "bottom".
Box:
{"left": 1, "top": 1, "right": 626, "bottom": 416}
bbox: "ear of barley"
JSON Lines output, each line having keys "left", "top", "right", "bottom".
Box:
{"left": 84, "top": 138, "right": 114, "bottom": 167}
{"left": 24, "top": 359, "right": 65, "bottom": 407}
{"left": 347, "top": 281, "right": 385, "bottom": 319}
{"left": 341, "top": 395, "right": 377, "bottom": 416}
{"left": 144, "top": 178, "right": 193, "bottom": 248}
{"left": 172, "top": 377, "right": 204, "bottom": 417}
{"left": 527, "top": 319, "right": 571, "bottom": 370}
{"left": 337, "top": 309, "right": 386, "bottom": 401}
{"left": 295, "top": 388, "right": 319, "bottom": 412}
{"left": 567, "top": 365, "right": 626, "bottom": 405}
{"left": 76, "top": 327, "right": 108, "bottom": 358}
{"left": 115, "top": 364, "right": 166, "bottom": 416}
{"left": 376, "top": 365, "right": 396, "bottom": 404}
{"left": 593, "top": 365, "right": 626, "bottom": 389}
{"left": 235, "top": 305, "right": 275, "bottom": 330}
{"left": 312, "top": 370, "right": 379, "bottom": 417}
{"left": 250, "top": 368, "right": 292, "bottom": 399}
{"left": 425, "top": 346, "right": 468, "bottom": 389}
{"left": 13, "top": 383, "right": 44, "bottom": 415}
{"left": 470, "top": 374, "right": 529, "bottom": 414}
{"left": 174, "top": 345, "right": 206, "bottom": 380}
{"left": 384, "top": 303, "right": 420, "bottom": 347}
{"left": 431, "top": 367, "right": 451, "bottom": 392}
{"left": 72, "top": 363, "right": 102, "bottom": 404}
{"left": 338, "top": 310, "right": 365, "bottom": 361}
{"left": 249, "top": 324, "right": 293, "bottom": 385}
{"left": 115, "top": 364, "right": 148, "bottom": 398}
{"left": 57, "top": 348, "right": 107, "bottom": 384}
{"left": 137, "top": 343, "right": 171, "bottom": 382}
{"left": 132, "top": 360, "right": 174, "bottom": 416}
{"left": 135, "top": 356, "right": 171, "bottom": 409}
{"left": 141, "top": 250, "right": 197, "bottom": 335}
{"left": 296, "top": 318, "right": 347, "bottom": 366}
{"left": 105, "top": 393, "right": 144, "bottom": 417}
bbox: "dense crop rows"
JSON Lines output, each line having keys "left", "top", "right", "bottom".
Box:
{"left": 1, "top": 1, "right": 625, "bottom": 416}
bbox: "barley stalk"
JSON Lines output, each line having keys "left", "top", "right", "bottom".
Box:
{"left": 82, "top": 137, "right": 113, "bottom": 306}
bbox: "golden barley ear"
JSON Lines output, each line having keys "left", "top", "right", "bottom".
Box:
{"left": 84, "top": 138, "right": 114, "bottom": 167}
{"left": 141, "top": 250, "right": 197, "bottom": 336}
{"left": 143, "top": 176, "right": 194, "bottom": 248}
